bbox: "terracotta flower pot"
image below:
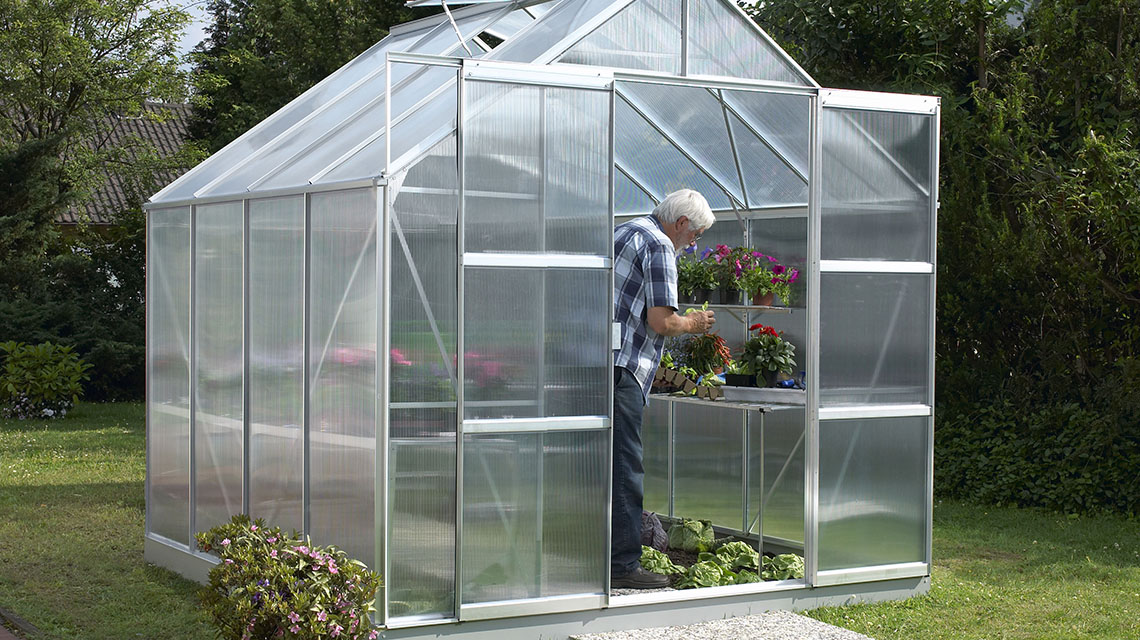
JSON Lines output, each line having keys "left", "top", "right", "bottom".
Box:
{"left": 752, "top": 291, "right": 776, "bottom": 306}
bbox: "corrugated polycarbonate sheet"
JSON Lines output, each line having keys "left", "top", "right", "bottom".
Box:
{"left": 620, "top": 82, "right": 744, "bottom": 203}
{"left": 687, "top": 0, "right": 808, "bottom": 85}
{"left": 728, "top": 110, "right": 808, "bottom": 207}
{"left": 615, "top": 93, "right": 731, "bottom": 210}
{"left": 390, "top": 136, "right": 459, "bottom": 408}
{"left": 615, "top": 170, "right": 657, "bottom": 214}
{"left": 193, "top": 201, "right": 244, "bottom": 532}
{"left": 389, "top": 423, "right": 457, "bottom": 621}
{"left": 558, "top": 0, "right": 681, "bottom": 73}
{"left": 818, "top": 417, "right": 928, "bottom": 571}
{"left": 146, "top": 207, "right": 191, "bottom": 543}
{"left": 749, "top": 215, "right": 807, "bottom": 307}
{"left": 543, "top": 87, "right": 611, "bottom": 254}
{"left": 759, "top": 407, "right": 804, "bottom": 545}
{"left": 821, "top": 109, "right": 934, "bottom": 261}
{"left": 461, "top": 431, "right": 607, "bottom": 604}
{"left": 248, "top": 197, "right": 305, "bottom": 532}
{"left": 308, "top": 189, "right": 377, "bottom": 564}
{"left": 463, "top": 268, "right": 609, "bottom": 420}
{"left": 483, "top": 8, "right": 533, "bottom": 41}
{"left": 489, "top": 0, "right": 628, "bottom": 63}
{"left": 820, "top": 274, "right": 931, "bottom": 405}
{"left": 723, "top": 89, "right": 810, "bottom": 177}
{"left": 671, "top": 403, "right": 744, "bottom": 529}
{"left": 642, "top": 397, "right": 670, "bottom": 515}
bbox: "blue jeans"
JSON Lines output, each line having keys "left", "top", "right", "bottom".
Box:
{"left": 611, "top": 366, "right": 645, "bottom": 576}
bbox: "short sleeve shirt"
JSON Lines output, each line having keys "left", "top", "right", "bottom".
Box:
{"left": 613, "top": 215, "right": 678, "bottom": 402}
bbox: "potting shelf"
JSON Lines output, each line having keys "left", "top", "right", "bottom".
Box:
{"left": 679, "top": 303, "right": 794, "bottom": 314}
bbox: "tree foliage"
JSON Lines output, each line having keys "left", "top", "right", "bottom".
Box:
{"left": 189, "top": 0, "right": 426, "bottom": 152}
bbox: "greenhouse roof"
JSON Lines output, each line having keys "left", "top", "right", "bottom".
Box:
{"left": 151, "top": 0, "right": 817, "bottom": 205}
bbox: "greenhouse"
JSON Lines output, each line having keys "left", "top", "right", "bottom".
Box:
{"left": 143, "top": 0, "right": 939, "bottom": 636}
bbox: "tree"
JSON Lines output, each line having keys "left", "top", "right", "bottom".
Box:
{"left": 189, "top": 0, "right": 426, "bottom": 152}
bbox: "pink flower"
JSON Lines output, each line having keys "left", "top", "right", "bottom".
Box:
{"left": 768, "top": 256, "right": 777, "bottom": 262}
{"left": 224, "top": 559, "right": 234, "bottom": 565}
{"left": 296, "top": 545, "right": 309, "bottom": 554}
{"left": 317, "top": 611, "right": 328, "bottom": 622}
{"left": 369, "top": 631, "right": 379, "bottom": 640}
{"left": 330, "top": 623, "right": 343, "bottom": 637}
{"left": 267, "top": 536, "right": 277, "bottom": 543}
{"left": 288, "top": 612, "right": 301, "bottom": 623}
{"left": 270, "top": 549, "right": 278, "bottom": 558}
{"left": 221, "top": 538, "right": 231, "bottom": 546}
{"left": 250, "top": 524, "right": 258, "bottom": 531}
{"left": 290, "top": 625, "right": 301, "bottom": 634}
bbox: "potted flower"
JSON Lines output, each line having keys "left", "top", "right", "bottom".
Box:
{"left": 735, "top": 252, "right": 799, "bottom": 306}
{"left": 723, "top": 358, "right": 754, "bottom": 387}
{"left": 739, "top": 323, "right": 796, "bottom": 387}
{"left": 677, "top": 332, "right": 731, "bottom": 376}
{"left": 677, "top": 250, "right": 717, "bottom": 304}
{"left": 704, "top": 244, "right": 737, "bottom": 303}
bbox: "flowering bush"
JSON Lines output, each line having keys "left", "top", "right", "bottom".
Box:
{"left": 740, "top": 324, "right": 796, "bottom": 384}
{"left": 677, "top": 332, "right": 732, "bottom": 374}
{"left": 196, "top": 515, "right": 382, "bottom": 640}
{"left": 0, "top": 341, "right": 92, "bottom": 419}
{"left": 734, "top": 252, "right": 799, "bottom": 304}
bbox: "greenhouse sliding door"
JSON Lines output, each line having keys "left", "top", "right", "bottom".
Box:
{"left": 457, "top": 62, "right": 614, "bottom": 621}
{"left": 811, "top": 89, "right": 938, "bottom": 586}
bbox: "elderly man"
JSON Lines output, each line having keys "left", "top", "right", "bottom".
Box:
{"left": 611, "top": 189, "right": 716, "bottom": 589}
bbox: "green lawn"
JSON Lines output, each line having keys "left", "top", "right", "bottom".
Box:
{"left": 2, "top": 403, "right": 1138, "bottom": 639}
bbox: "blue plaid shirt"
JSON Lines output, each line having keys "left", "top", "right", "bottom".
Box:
{"left": 614, "top": 215, "right": 678, "bottom": 402}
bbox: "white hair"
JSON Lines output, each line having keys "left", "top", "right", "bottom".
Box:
{"left": 652, "top": 189, "right": 715, "bottom": 230}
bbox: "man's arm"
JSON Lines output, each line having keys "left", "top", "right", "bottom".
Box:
{"left": 646, "top": 306, "right": 715, "bottom": 337}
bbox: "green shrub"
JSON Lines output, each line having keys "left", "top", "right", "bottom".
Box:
{"left": 0, "top": 341, "right": 92, "bottom": 419}
{"left": 196, "top": 515, "right": 382, "bottom": 640}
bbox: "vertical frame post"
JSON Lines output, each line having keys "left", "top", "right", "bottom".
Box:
{"left": 243, "top": 199, "right": 251, "bottom": 518}
{"left": 377, "top": 181, "right": 391, "bottom": 625}
{"left": 804, "top": 91, "right": 822, "bottom": 586}
{"left": 188, "top": 203, "right": 198, "bottom": 547}
{"left": 454, "top": 62, "right": 467, "bottom": 619}
{"left": 926, "top": 104, "right": 941, "bottom": 571}
{"left": 303, "top": 193, "right": 312, "bottom": 537}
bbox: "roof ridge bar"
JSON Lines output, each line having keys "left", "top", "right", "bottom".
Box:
{"left": 616, "top": 87, "right": 746, "bottom": 210}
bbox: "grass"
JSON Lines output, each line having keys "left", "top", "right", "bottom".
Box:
{"left": 2, "top": 403, "right": 1139, "bottom": 639}
{"left": 0, "top": 402, "right": 211, "bottom": 639}
{"left": 805, "top": 501, "right": 1140, "bottom": 639}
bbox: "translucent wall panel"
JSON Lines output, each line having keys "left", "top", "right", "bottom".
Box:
{"left": 464, "top": 268, "right": 609, "bottom": 420}
{"left": 642, "top": 398, "right": 670, "bottom": 515}
{"left": 147, "top": 207, "right": 191, "bottom": 543}
{"left": 820, "top": 274, "right": 930, "bottom": 405}
{"left": 558, "top": 0, "right": 681, "bottom": 73}
{"left": 389, "top": 414, "right": 457, "bottom": 620}
{"left": 672, "top": 403, "right": 744, "bottom": 529}
{"left": 749, "top": 214, "right": 808, "bottom": 307}
{"left": 194, "top": 202, "right": 244, "bottom": 532}
{"left": 621, "top": 83, "right": 744, "bottom": 203}
{"left": 390, "top": 136, "right": 459, "bottom": 409}
{"left": 821, "top": 109, "right": 934, "bottom": 261}
{"left": 464, "top": 82, "right": 609, "bottom": 255}
{"left": 758, "top": 408, "right": 804, "bottom": 546}
{"left": 489, "top": 0, "right": 627, "bottom": 63}
{"left": 727, "top": 110, "right": 808, "bottom": 207}
{"left": 723, "top": 89, "right": 810, "bottom": 177}
{"left": 462, "top": 431, "right": 607, "bottom": 603}
{"left": 248, "top": 197, "right": 305, "bottom": 532}
{"left": 615, "top": 92, "right": 731, "bottom": 211}
{"left": 615, "top": 170, "right": 657, "bottom": 215}
{"left": 687, "top": 0, "right": 809, "bottom": 85}
{"left": 309, "top": 189, "right": 377, "bottom": 564}
{"left": 818, "top": 417, "right": 928, "bottom": 570}
{"left": 483, "top": 8, "right": 533, "bottom": 41}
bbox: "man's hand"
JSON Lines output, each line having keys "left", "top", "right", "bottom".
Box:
{"left": 686, "top": 310, "right": 715, "bottom": 334}
{"left": 647, "top": 306, "right": 715, "bottom": 336}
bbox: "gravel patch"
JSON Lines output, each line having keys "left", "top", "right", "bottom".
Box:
{"left": 569, "top": 610, "right": 874, "bottom": 640}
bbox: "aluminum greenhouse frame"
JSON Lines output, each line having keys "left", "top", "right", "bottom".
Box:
{"left": 144, "top": 0, "right": 939, "bottom": 636}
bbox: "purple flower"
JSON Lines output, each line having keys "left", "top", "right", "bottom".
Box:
{"left": 734, "top": 260, "right": 743, "bottom": 277}
{"left": 683, "top": 244, "right": 696, "bottom": 254}
{"left": 751, "top": 251, "right": 763, "bottom": 258}
{"left": 768, "top": 256, "right": 777, "bottom": 262}
{"left": 772, "top": 264, "right": 786, "bottom": 275}
{"left": 700, "top": 247, "right": 713, "bottom": 260}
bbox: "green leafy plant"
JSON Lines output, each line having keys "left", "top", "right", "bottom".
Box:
{"left": 735, "top": 252, "right": 798, "bottom": 305}
{"left": 667, "top": 518, "right": 715, "bottom": 553}
{"left": 196, "top": 514, "right": 382, "bottom": 640}
{"left": 761, "top": 553, "right": 805, "bottom": 581}
{"left": 676, "top": 252, "right": 717, "bottom": 296}
{"left": 675, "top": 560, "right": 732, "bottom": 588}
{"left": 0, "top": 341, "right": 92, "bottom": 419}
{"left": 639, "top": 546, "right": 683, "bottom": 575}
{"left": 739, "top": 324, "right": 796, "bottom": 383}
{"left": 677, "top": 333, "right": 732, "bottom": 375}
{"left": 710, "top": 541, "right": 760, "bottom": 572}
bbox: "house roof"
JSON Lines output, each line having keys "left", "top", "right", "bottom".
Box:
{"left": 61, "top": 101, "right": 192, "bottom": 225}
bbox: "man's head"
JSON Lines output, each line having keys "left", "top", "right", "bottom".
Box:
{"left": 652, "top": 189, "right": 714, "bottom": 252}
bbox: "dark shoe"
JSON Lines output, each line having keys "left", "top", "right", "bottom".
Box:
{"left": 611, "top": 567, "right": 670, "bottom": 589}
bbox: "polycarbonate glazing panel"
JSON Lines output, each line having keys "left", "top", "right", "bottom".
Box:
{"left": 615, "top": 170, "right": 657, "bottom": 214}
{"left": 819, "top": 417, "right": 928, "bottom": 571}
{"left": 749, "top": 215, "right": 808, "bottom": 307}
{"left": 672, "top": 403, "right": 744, "bottom": 529}
{"left": 489, "top": 0, "right": 626, "bottom": 63}
{"left": 461, "top": 431, "right": 607, "bottom": 603}
{"left": 248, "top": 197, "right": 305, "bottom": 532}
{"left": 153, "top": 29, "right": 426, "bottom": 201}
{"left": 615, "top": 94, "right": 731, "bottom": 210}
{"left": 147, "top": 207, "right": 191, "bottom": 543}
{"left": 820, "top": 274, "right": 931, "bottom": 405}
{"left": 759, "top": 408, "right": 804, "bottom": 545}
{"left": 620, "top": 83, "right": 743, "bottom": 203}
{"left": 558, "top": 0, "right": 681, "bottom": 73}
{"left": 194, "top": 202, "right": 244, "bottom": 532}
{"left": 723, "top": 90, "right": 810, "bottom": 177}
{"left": 309, "top": 189, "right": 377, "bottom": 564}
{"left": 821, "top": 109, "right": 934, "bottom": 261}
{"left": 642, "top": 398, "right": 670, "bottom": 515}
{"left": 544, "top": 87, "right": 611, "bottom": 254}
{"left": 687, "top": 0, "right": 808, "bottom": 85}
{"left": 483, "top": 8, "right": 533, "bottom": 40}
{"left": 463, "top": 268, "right": 609, "bottom": 419}
{"left": 390, "top": 136, "right": 459, "bottom": 408}
{"left": 728, "top": 111, "right": 808, "bottom": 208}
{"left": 747, "top": 412, "right": 761, "bottom": 536}
{"left": 388, "top": 423, "right": 457, "bottom": 620}
{"left": 390, "top": 75, "right": 460, "bottom": 173}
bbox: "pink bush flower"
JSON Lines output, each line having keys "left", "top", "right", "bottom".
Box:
{"left": 221, "top": 538, "right": 231, "bottom": 546}
{"left": 287, "top": 612, "right": 301, "bottom": 623}
{"left": 290, "top": 625, "right": 301, "bottom": 634}
{"left": 317, "top": 611, "right": 328, "bottom": 622}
